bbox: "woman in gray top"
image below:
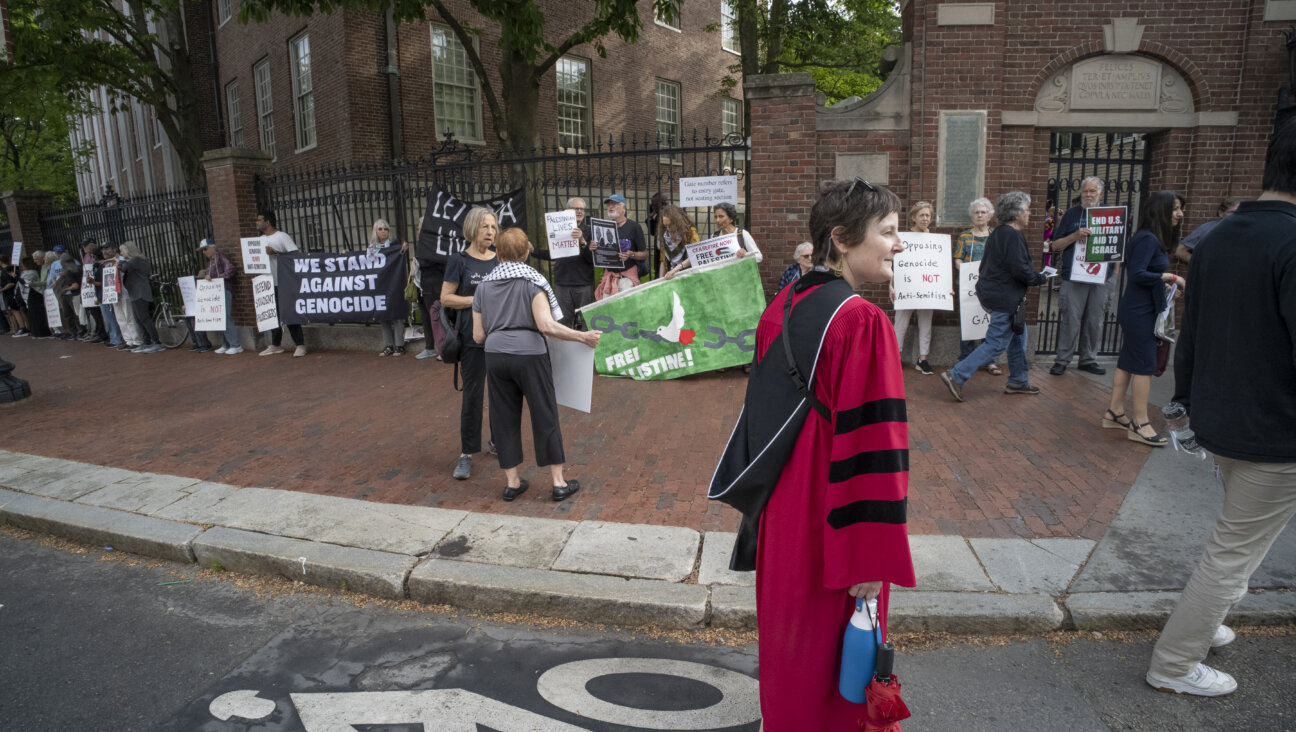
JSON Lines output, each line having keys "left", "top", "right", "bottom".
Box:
{"left": 472, "top": 228, "right": 601, "bottom": 502}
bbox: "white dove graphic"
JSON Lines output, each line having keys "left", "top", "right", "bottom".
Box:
{"left": 654, "top": 291, "right": 695, "bottom": 344}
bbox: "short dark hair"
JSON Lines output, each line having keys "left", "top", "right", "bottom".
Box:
{"left": 1218, "top": 196, "right": 1245, "bottom": 215}
{"left": 1264, "top": 120, "right": 1296, "bottom": 194}
{"left": 808, "top": 179, "right": 902, "bottom": 267}
{"left": 713, "top": 202, "right": 740, "bottom": 226}
{"left": 1138, "top": 191, "right": 1183, "bottom": 253}
{"left": 258, "top": 210, "right": 277, "bottom": 228}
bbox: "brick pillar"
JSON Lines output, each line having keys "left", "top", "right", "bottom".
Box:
{"left": 1, "top": 190, "right": 55, "bottom": 258}
{"left": 744, "top": 74, "right": 818, "bottom": 298}
{"left": 202, "top": 148, "right": 273, "bottom": 344}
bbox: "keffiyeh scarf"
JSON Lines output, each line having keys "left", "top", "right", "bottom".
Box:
{"left": 483, "top": 260, "right": 563, "bottom": 321}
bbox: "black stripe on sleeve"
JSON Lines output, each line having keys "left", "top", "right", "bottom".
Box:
{"left": 827, "top": 497, "right": 908, "bottom": 529}
{"left": 834, "top": 398, "right": 907, "bottom": 435}
{"left": 828, "top": 448, "right": 909, "bottom": 483}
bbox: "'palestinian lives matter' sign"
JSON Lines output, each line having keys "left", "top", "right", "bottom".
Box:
{"left": 892, "top": 232, "right": 954, "bottom": 311}
{"left": 275, "top": 244, "right": 408, "bottom": 325}
{"left": 1083, "top": 206, "right": 1128, "bottom": 262}
{"left": 415, "top": 185, "right": 527, "bottom": 265}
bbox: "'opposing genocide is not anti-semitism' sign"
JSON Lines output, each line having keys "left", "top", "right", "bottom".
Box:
{"left": 580, "top": 258, "right": 763, "bottom": 380}
{"left": 415, "top": 184, "right": 527, "bottom": 266}
{"left": 892, "top": 232, "right": 954, "bottom": 310}
{"left": 275, "top": 244, "right": 409, "bottom": 325}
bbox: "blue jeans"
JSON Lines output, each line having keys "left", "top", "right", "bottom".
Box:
{"left": 221, "top": 288, "right": 239, "bottom": 348}
{"left": 949, "top": 310, "right": 1030, "bottom": 387}
{"left": 100, "top": 304, "right": 123, "bottom": 345}
{"left": 959, "top": 338, "right": 981, "bottom": 361}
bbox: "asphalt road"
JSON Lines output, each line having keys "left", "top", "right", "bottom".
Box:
{"left": 2, "top": 531, "right": 1294, "bottom": 731}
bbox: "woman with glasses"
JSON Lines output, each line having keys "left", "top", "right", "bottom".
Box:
{"left": 369, "top": 219, "right": 409, "bottom": 356}
{"left": 776, "top": 242, "right": 814, "bottom": 292}
{"left": 892, "top": 200, "right": 937, "bottom": 375}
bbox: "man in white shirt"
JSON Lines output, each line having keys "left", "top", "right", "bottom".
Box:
{"left": 256, "top": 210, "right": 307, "bottom": 357}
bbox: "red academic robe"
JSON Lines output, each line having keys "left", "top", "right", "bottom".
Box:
{"left": 754, "top": 284, "right": 916, "bottom": 731}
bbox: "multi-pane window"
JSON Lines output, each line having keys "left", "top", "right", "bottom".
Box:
{"left": 556, "top": 56, "right": 591, "bottom": 153}
{"left": 656, "top": 79, "right": 681, "bottom": 163}
{"left": 226, "top": 80, "right": 245, "bottom": 148}
{"left": 254, "top": 60, "right": 276, "bottom": 160}
{"left": 721, "top": 97, "right": 745, "bottom": 173}
{"left": 217, "top": 0, "right": 232, "bottom": 26}
{"left": 431, "top": 25, "right": 482, "bottom": 143}
{"left": 721, "top": 1, "right": 740, "bottom": 54}
{"left": 655, "top": 4, "right": 680, "bottom": 30}
{"left": 289, "top": 33, "right": 316, "bottom": 151}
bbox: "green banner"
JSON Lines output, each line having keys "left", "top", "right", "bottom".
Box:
{"left": 581, "top": 259, "right": 764, "bottom": 380}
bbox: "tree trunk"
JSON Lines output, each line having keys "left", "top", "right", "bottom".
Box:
{"left": 161, "top": 7, "right": 207, "bottom": 189}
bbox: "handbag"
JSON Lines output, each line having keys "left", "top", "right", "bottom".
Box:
{"left": 439, "top": 305, "right": 461, "bottom": 364}
{"left": 1010, "top": 299, "right": 1026, "bottom": 335}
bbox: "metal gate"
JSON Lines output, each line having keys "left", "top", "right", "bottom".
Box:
{"left": 1036, "top": 132, "right": 1150, "bottom": 355}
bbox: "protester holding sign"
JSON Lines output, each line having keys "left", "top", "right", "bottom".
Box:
{"left": 78, "top": 239, "right": 108, "bottom": 343}
{"left": 530, "top": 197, "right": 595, "bottom": 329}
{"left": 954, "top": 197, "right": 1000, "bottom": 372}
{"left": 55, "top": 254, "right": 85, "bottom": 340}
{"left": 20, "top": 257, "right": 50, "bottom": 339}
{"left": 591, "top": 195, "right": 646, "bottom": 299}
{"left": 892, "top": 201, "right": 937, "bottom": 375}
{"left": 368, "top": 219, "right": 410, "bottom": 357}
{"left": 472, "top": 228, "right": 600, "bottom": 503}
{"left": 657, "top": 205, "right": 699, "bottom": 277}
{"left": 710, "top": 202, "right": 761, "bottom": 263}
{"left": 118, "top": 242, "right": 164, "bottom": 353}
{"left": 256, "top": 210, "right": 307, "bottom": 357}
{"left": 105, "top": 242, "right": 142, "bottom": 351}
{"left": 1105, "top": 191, "right": 1185, "bottom": 447}
{"left": 0, "top": 259, "right": 29, "bottom": 337}
{"left": 442, "top": 206, "right": 501, "bottom": 481}
{"left": 200, "top": 238, "right": 242, "bottom": 354}
{"left": 88, "top": 243, "right": 124, "bottom": 349}
{"left": 1048, "top": 176, "right": 1113, "bottom": 377}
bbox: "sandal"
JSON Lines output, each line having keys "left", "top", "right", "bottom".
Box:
{"left": 984, "top": 364, "right": 1003, "bottom": 376}
{"left": 1102, "top": 409, "right": 1133, "bottom": 430}
{"left": 379, "top": 346, "right": 394, "bottom": 357}
{"left": 1127, "top": 421, "right": 1168, "bottom": 447}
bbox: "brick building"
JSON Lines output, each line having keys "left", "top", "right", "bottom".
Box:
{"left": 747, "top": 0, "right": 1294, "bottom": 361}
{"left": 72, "top": 0, "right": 744, "bottom": 201}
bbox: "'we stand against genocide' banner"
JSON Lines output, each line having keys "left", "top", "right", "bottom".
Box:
{"left": 275, "top": 244, "right": 408, "bottom": 325}
{"left": 581, "top": 258, "right": 763, "bottom": 380}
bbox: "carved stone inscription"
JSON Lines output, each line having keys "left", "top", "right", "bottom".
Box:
{"left": 1070, "top": 56, "right": 1161, "bottom": 110}
{"left": 937, "top": 112, "right": 985, "bottom": 226}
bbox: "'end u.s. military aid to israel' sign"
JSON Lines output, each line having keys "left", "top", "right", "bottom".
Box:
{"left": 1083, "top": 206, "right": 1128, "bottom": 262}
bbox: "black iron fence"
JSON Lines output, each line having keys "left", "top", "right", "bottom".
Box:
{"left": 255, "top": 131, "right": 750, "bottom": 279}
{"left": 37, "top": 188, "right": 213, "bottom": 285}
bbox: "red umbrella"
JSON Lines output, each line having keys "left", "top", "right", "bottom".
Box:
{"left": 858, "top": 644, "right": 911, "bottom": 732}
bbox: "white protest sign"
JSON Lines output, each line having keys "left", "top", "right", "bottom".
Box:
{"left": 80, "top": 272, "right": 98, "bottom": 308}
{"left": 101, "top": 262, "right": 119, "bottom": 304}
{"left": 1069, "top": 240, "right": 1108, "bottom": 284}
{"left": 241, "top": 237, "right": 271, "bottom": 274}
{"left": 958, "top": 260, "right": 989, "bottom": 341}
{"left": 685, "top": 233, "right": 740, "bottom": 269}
{"left": 252, "top": 274, "right": 279, "bottom": 332}
{"left": 679, "top": 176, "right": 739, "bottom": 208}
{"left": 544, "top": 210, "right": 581, "bottom": 259}
{"left": 195, "top": 279, "right": 226, "bottom": 330}
{"left": 546, "top": 336, "right": 594, "bottom": 413}
{"left": 44, "top": 288, "right": 62, "bottom": 330}
{"left": 177, "top": 276, "right": 197, "bottom": 317}
{"left": 893, "top": 232, "right": 954, "bottom": 310}
{"left": 10, "top": 242, "right": 21, "bottom": 265}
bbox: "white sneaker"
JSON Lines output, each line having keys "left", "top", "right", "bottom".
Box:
{"left": 225, "top": 346, "right": 244, "bottom": 355}
{"left": 1211, "top": 625, "right": 1236, "bottom": 648}
{"left": 214, "top": 346, "right": 228, "bottom": 354}
{"left": 260, "top": 345, "right": 285, "bottom": 356}
{"left": 293, "top": 345, "right": 307, "bottom": 357}
{"left": 1146, "top": 663, "right": 1237, "bottom": 696}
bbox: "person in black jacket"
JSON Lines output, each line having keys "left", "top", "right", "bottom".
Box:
{"left": 1144, "top": 122, "right": 1296, "bottom": 698}
{"left": 941, "top": 191, "right": 1048, "bottom": 401}
{"left": 118, "top": 242, "right": 164, "bottom": 353}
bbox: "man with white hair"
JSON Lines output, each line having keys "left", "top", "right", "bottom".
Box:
{"left": 1048, "top": 176, "right": 1112, "bottom": 376}
{"left": 777, "top": 242, "right": 813, "bottom": 293}
{"left": 530, "top": 196, "right": 594, "bottom": 329}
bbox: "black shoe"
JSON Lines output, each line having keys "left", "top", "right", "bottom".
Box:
{"left": 1048, "top": 363, "right": 1066, "bottom": 376}
{"left": 502, "top": 479, "right": 529, "bottom": 502}
{"left": 915, "top": 359, "right": 934, "bottom": 375}
{"left": 1078, "top": 363, "right": 1107, "bottom": 375}
{"left": 552, "top": 479, "right": 581, "bottom": 502}
{"left": 188, "top": 344, "right": 202, "bottom": 352}
{"left": 487, "top": 440, "right": 497, "bottom": 456}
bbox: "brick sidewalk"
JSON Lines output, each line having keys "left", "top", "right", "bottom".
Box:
{"left": 0, "top": 336, "right": 1146, "bottom": 538}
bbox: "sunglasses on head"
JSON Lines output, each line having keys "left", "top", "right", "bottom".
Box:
{"left": 845, "top": 177, "right": 877, "bottom": 198}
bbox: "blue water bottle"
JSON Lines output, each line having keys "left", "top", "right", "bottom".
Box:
{"left": 838, "top": 597, "right": 880, "bottom": 704}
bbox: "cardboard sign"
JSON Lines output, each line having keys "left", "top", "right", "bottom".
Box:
{"left": 101, "top": 262, "right": 119, "bottom": 304}
{"left": 679, "top": 176, "right": 739, "bottom": 208}
{"left": 544, "top": 210, "right": 581, "bottom": 259}
{"left": 252, "top": 274, "right": 279, "bottom": 332}
{"left": 546, "top": 336, "right": 594, "bottom": 413}
{"left": 177, "top": 276, "right": 197, "bottom": 317}
{"left": 195, "top": 279, "right": 226, "bottom": 330}
{"left": 241, "top": 237, "right": 271, "bottom": 274}
{"left": 1084, "top": 206, "right": 1128, "bottom": 262}
{"left": 589, "top": 217, "right": 622, "bottom": 269}
{"left": 685, "top": 233, "right": 740, "bottom": 269}
{"left": 80, "top": 272, "right": 98, "bottom": 308}
{"left": 1070, "top": 243, "right": 1108, "bottom": 284}
{"left": 958, "top": 260, "right": 989, "bottom": 341}
{"left": 10, "top": 242, "right": 20, "bottom": 266}
{"left": 43, "top": 288, "right": 61, "bottom": 331}
{"left": 893, "top": 232, "right": 954, "bottom": 311}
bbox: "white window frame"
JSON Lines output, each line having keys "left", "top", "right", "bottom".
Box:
{"left": 655, "top": 78, "right": 682, "bottom": 164}
{"left": 217, "top": 0, "right": 232, "bottom": 27}
{"left": 721, "top": 1, "right": 740, "bottom": 55}
{"left": 555, "top": 56, "right": 592, "bottom": 154}
{"left": 655, "top": 4, "right": 681, "bottom": 32}
{"left": 289, "top": 31, "right": 317, "bottom": 152}
{"left": 253, "top": 59, "right": 276, "bottom": 161}
{"left": 226, "top": 79, "right": 245, "bottom": 148}
{"left": 430, "top": 24, "right": 484, "bottom": 145}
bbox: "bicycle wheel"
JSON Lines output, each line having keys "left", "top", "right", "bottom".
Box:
{"left": 156, "top": 308, "right": 188, "bottom": 348}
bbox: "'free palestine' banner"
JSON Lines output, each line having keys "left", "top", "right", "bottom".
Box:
{"left": 581, "top": 258, "right": 762, "bottom": 380}
{"left": 275, "top": 244, "right": 408, "bottom": 325}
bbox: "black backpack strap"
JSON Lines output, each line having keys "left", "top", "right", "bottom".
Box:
{"left": 781, "top": 290, "right": 831, "bottom": 420}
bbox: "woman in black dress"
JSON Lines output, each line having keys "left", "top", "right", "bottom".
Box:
{"left": 1104, "top": 191, "right": 1185, "bottom": 446}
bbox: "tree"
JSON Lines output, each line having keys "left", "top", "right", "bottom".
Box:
{"left": 0, "top": 69, "right": 94, "bottom": 205}
{"left": 239, "top": 0, "right": 681, "bottom": 155}
{"left": 7, "top": 0, "right": 215, "bottom": 188}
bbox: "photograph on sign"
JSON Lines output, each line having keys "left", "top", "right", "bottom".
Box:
{"left": 252, "top": 274, "right": 280, "bottom": 332}
{"left": 685, "top": 233, "right": 740, "bottom": 269}
{"left": 958, "top": 260, "right": 989, "bottom": 341}
{"left": 589, "top": 217, "right": 622, "bottom": 269}
{"left": 544, "top": 210, "right": 581, "bottom": 259}
{"left": 678, "top": 176, "right": 739, "bottom": 208}
{"left": 101, "top": 262, "right": 119, "bottom": 304}
{"left": 241, "top": 238, "right": 271, "bottom": 274}
{"left": 195, "top": 279, "right": 226, "bottom": 330}
{"left": 177, "top": 276, "right": 198, "bottom": 317}
{"left": 1083, "top": 206, "right": 1128, "bottom": 262}
{"left": 1070, "top": 244, "right": 1108, "bottom": 283}
{"left": 892, "top": 233, "right": 954, "bottom": 310}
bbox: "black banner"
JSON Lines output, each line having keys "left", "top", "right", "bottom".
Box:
{"left": 275, "top": 245, "right": 409, "bottom": 325}
{"left": 416, "top": 185, "right": 527, "bottom": 266}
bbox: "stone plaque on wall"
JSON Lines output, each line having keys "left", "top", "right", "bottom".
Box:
{"left": 835, "top": 153, "right": 889, "bottom": 184}
{"left": 1069, "top": 56, "right": 1161, "bottom": 110}
{"left": 936, "top": 111, "right": 986, "bottom": 228}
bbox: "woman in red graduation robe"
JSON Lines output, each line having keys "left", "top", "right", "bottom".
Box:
{"left": 710, "top": 178, "right": 916, "bottom": 730}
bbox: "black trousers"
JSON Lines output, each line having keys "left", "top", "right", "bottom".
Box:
{"left": 87, "top": 301, "right": 107, "bottom": 339}
{"left": 459, "top": 346, "right": 487, "bottom": 455}
{"left": 132, "top": 298, "right": 160, "bottom": 344}
{"left": 486, "top": 352, "right": 564, "bottom": 470}
{"left": 270, "top": 286, "right": 304, "bottom": 346}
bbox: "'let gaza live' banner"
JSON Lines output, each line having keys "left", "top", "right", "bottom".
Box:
{"left": 275, "top": 245, "right": 408, "bottom": 325}
{"left": 415, "top": 184, "right": 527, "bottom": 266}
